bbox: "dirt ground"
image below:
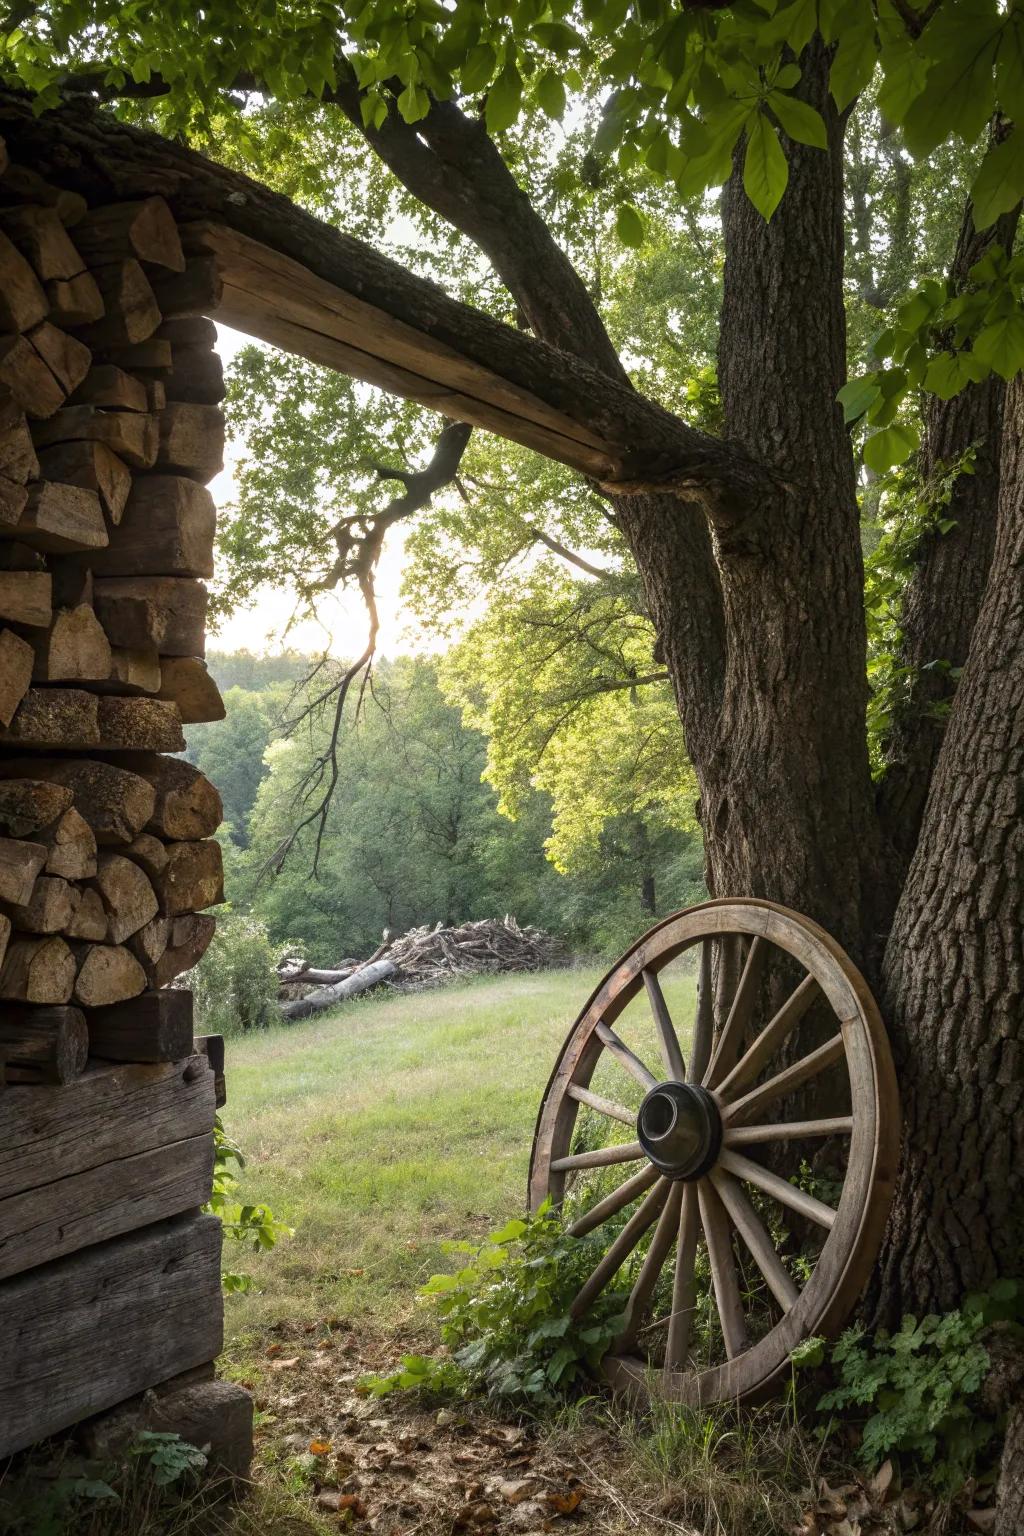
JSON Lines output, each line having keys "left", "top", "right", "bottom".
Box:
{"left": 237, "top": 1318, "right": 699, "bottom": 1536}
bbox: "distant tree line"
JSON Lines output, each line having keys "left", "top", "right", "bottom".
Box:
{"left": 187, "top": 651, "right": 705, "bottom": 965}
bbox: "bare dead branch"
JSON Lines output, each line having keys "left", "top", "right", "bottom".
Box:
{"left": 262, "top": 419, "right": 472, "bottom": 878}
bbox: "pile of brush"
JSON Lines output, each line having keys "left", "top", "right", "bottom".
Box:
{"left": 278, "top": 917, "right": 566, "bottom": 1020}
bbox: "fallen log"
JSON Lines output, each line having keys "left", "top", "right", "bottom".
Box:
{"left": 280, "top": 964, "right": 356, "bottom": 988}
{"left": 278, "top": 957, "right": 398, "bottom": 1021}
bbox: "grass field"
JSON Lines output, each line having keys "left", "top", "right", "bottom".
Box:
{"left": 222, "top": 963, "right": 698, "bottom": 1338}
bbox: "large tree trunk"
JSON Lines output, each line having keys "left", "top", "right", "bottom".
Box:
{"left": 701, "top": 41, "right": 892, "bottom": 964}
{"left": 872, "top": 371, "right": 1024, "bottom": 1323}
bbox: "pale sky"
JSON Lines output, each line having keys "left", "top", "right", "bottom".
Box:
{"left": 209, "top": 322, "right": 424, "bottom": 662}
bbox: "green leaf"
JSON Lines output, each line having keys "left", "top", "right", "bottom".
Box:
{"left": 615, "top": 202, "right": 644, "bottom": 247}
{"left": 743, "top": 110, "right": 788, "bottom": 222}
{"left": 768, "top": 90, "right": 827, "bottom": 149}
{"left": 902, "top": 22, "right": 1001, "bottom": 157}
{"left": 461, "top": 42, "right": 496, "bottom": 95}
{"left": 775, "top": 63, "right": 801, "bottom": 90}
{"left": 485, "top": 63, "right": 522, "bottom": 133}
{"left": 922, "top": 352, "right": 972, "bottom": 400}
{"left": 970, "top": 138, "right": 1024, "bottom": 233}
{"left": 996, "top": 13, "right": 1024, "bottom": 120}
{"left": 397, "top": 80, "right": 430, "bottom": 123}
{"left": 532, "top": 19, "right": 585, "bottom": 54}
{"left": 489, "top": 1216, "right": 528, "bottom": 1243}
{"left": 536, "top": 69, "right": 566, "bottom": 119}
{"left": 837, "top": 375, "right": 881, "bottom": 423}
{"left": 863, "top": 422, "right": 919, "bottom": 472}
{"left": 828, "top": 0, "right": 877, "bottom": 110}
{"left": 973, "top": 308, "right": 1024, "bottom": 380}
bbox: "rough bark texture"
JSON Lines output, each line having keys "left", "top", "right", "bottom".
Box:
{"left": 873, "top": 373, "right": 1024, "bottom": 1322}
{"left": 712, "top": 41, "right": 891, "bottom": 963}
{"left": 996, "top": 1403, "right": 1024, "bottom": 1536}
{"left": 878, "top": 195, "right": 1022, "bottom": 872}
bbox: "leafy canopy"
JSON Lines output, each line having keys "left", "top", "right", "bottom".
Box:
{"left": 5, "top": 0, "right": 1024, "bottom": 230}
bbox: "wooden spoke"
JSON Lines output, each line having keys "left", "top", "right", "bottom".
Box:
{"left": 698, "top": 1178, "right": 748, "bottom": 1360}
{"left": 570, "top": 1178, "right": 670, "bottom": 1320}
{"left": 568, "top": 1163, "right": 660, "bottom": 1238}
{"left": 614, "top": 1181, "right": 683, "bottom": 1352}
{"left": 643, "top": 968, "right": 686, "bottom": 1081}
{"left": 714, "top": 973, "right": 821, "bottom": 1101}
{"left": 567, "top": 1083, "right": 636, "bottom": 1126}
{"left": 551, "top": 1140, "right": 645, "bottom": 1173}
{"left": 714, "top": 934, "right": 743, "bottom": 1032}
{"left": 705, "top": 935, "right": 768, "bottom": 1088}
{"left": 710, "top": 1168, "right": 799, "bottom": 1312}
{"left": 688, "top": 937, "right": 715, "bottom": 1085}
{"left": 725, "top": 1116, "right": 854, "bottom": 1147}
{"left": 664, "top": 1181, "right": 700, "bottom": 1374}
{"left": 595, "top": 1020, "right": 659, "bottom": 1091}
{"left": 718, "top": 1148, "right": 837, "bottom": 1229}
{"left": 723, "top": 1032, "right": 846, "bottom": 1125}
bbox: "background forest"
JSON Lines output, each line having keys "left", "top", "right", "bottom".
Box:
{"left": 188, "top": 649, "right": 705, "bottom": 988}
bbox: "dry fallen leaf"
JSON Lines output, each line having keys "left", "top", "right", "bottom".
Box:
{"left": 265, "top": 1342, "right": 283, "bottom": 1358}
{"left": 500, "top": 1477, "right": 538, "bottom": 1505}
{"left": 318, "top": 1490, "right": 366, "bottom": 1515}
{"left": 869, "top": 1460, "right": 894, "bottom": 1499}
{"left": 309, "top": 1439, "right": 332, "bottom": 1455}
{"left": 965, "top": 1513, "right": 996, "bottom": 1533}
{"left": 546, "top": 1487, "right": 584, "bottom": 1516}
{"left": 269, "top": 1356, "right": 300, "bottom": 1371}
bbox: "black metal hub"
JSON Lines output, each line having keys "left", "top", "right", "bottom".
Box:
{"left": 636, "top": 1080, "right": 723, "bottom": 1181}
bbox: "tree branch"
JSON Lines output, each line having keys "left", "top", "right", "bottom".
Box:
{"left": 523, "top": 525, "right": 614, "bottom": 580}
{"left": 263, "top": 419, "right": 471, "bottom": 875}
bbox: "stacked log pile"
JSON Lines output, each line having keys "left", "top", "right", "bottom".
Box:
{"left": 0, "top": 131, "right": 247, "bottom": 1468}
{"left": 279, "top": 917, "right": 567, "bottom": 1019}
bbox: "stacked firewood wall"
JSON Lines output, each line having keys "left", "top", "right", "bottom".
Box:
{"left": 0, "top": 133, "right": 241, "bottom": 1460}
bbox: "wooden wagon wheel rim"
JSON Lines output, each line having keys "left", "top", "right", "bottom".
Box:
{"left": 528, "top": 898, "right": 900, "bottom": 1406}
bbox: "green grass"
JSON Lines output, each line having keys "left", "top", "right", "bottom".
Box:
{"left": 222, "top": 964, "right": 697, "bottom": 1337}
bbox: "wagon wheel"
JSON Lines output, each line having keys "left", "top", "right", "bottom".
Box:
{"left": 529, "top": 899, "right": 899, "bottom": 1406}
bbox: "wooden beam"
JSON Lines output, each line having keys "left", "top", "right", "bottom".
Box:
{"left": 191, "top": 222, "right": 619, "bottom": 480}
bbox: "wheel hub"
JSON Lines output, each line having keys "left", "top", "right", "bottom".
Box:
{"left": 636, "top": 1080, "right": 722, "bottom": 1180}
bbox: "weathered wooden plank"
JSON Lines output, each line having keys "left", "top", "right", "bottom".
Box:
{"left": 0, "top": 1122, "right": 213, "bottom": 1280}
{"left": 0, "top": 1053, "right": 214, "bottom": 1200}
{"left": 0, "top": 1211, "right": 223, "bottom": 1456}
